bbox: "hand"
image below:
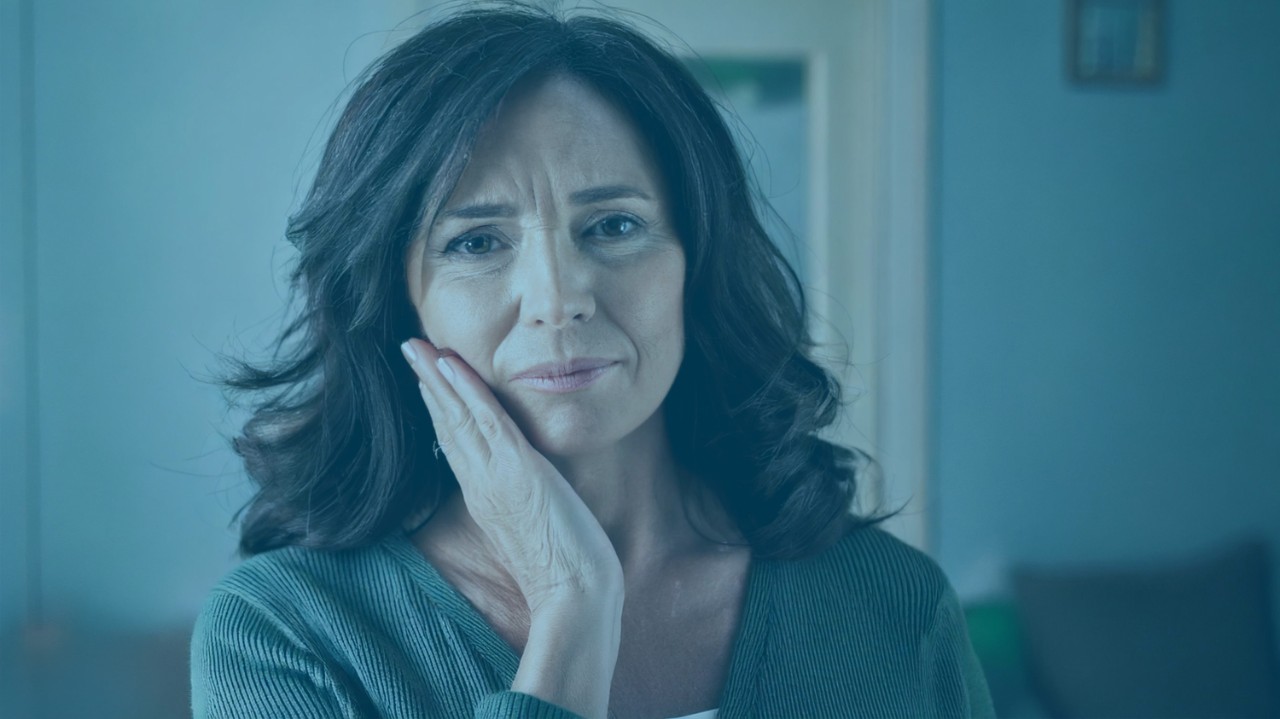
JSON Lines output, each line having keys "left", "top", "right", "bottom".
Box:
{"left": 400, "top": 338, "right": 625, "bottom": 617}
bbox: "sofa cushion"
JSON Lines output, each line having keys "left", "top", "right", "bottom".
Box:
{"left": 1012, "top": 538, "right": 1280, "bottom": 719}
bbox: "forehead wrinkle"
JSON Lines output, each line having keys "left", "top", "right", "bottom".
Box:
{"left": 437, "top": 76, "right": 668, "bottom": 234}
{"left": 434, "top": 164, "right": 521, "bottom": 230}
{"left": 530, "top": 165, "right": 550, "bottom": 224}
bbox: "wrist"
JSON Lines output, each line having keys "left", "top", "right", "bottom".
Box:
{"left": 530, "top": 587, "right": 624, "bottom": 630}
{"left": 529, "top": 573, "right": 625, "bottom": 623}
{"left": 513, "top": 596, "right": 622, "bottom": 719}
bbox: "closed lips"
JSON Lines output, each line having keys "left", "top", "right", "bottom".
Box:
{"left": 514, "top": 359, "right": 616, "bottom": 379}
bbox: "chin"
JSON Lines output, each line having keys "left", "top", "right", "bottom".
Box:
{"left": 498, "top": 385, "right": 666, "bottom": 460}
{"left": 523, "top": 417, "right": 623, "bottom": 459}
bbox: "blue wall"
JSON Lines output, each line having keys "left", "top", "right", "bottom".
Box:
{"left": 2, "top": 3, "right": 411, "bottom": 715}
{"left": 933, "top": 0, "right": 1280, "bottom": 596}
{"left": 22, "top": 0, "right": 409, "bottom": 630}
{"left": 1, "top": 0, "right": 29, "bottom": 628}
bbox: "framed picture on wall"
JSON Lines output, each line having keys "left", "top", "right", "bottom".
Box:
{"left": 1066, "top": 0, "right": 1164, "bottom": 84}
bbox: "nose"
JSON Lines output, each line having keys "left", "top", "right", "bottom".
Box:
{"left": 515, "top": 228, "right": 596, "bottom": 329}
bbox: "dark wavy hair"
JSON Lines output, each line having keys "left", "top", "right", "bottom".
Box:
{"left": 222, "top": 1, "right": 898, "bottom": 560}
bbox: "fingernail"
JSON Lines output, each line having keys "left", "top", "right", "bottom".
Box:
{"left": 436, "top": 356, "right": 456, "bottom": 383}
{"left": 400, "top": 340, "right": 420, "bottom": 368}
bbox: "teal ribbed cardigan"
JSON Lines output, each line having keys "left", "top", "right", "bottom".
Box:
{"left": 191, "top": 525, "right": 995, "bottom": 718}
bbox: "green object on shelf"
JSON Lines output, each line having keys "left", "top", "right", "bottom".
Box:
{"left": 965, "top": 600, "right": 1049, "bottom": 717}
{"left": 964, "top": 600, "right": 1031, "bottom": 688}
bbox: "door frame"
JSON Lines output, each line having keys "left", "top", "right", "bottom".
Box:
{"left": 871, "top": 0, "right": 934, "bottom": 551}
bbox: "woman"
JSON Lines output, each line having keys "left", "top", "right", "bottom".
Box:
{"left": 192, "top": 4, "right": 994, "bottom": 719}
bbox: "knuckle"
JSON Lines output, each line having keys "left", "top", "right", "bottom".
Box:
{"left": 433, "top": 431, "right": 460, "bottom": 454}
{"left": 442, "top": 401, "right": 468, "bottom": 427}
{"left": 471, "top": 408, "right": 503, "bottom": 440}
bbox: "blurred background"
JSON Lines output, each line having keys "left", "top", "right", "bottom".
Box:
{"left": 2, "top": 0, "right": 1277, "bottom": 717}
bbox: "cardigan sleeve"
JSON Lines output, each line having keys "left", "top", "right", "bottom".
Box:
{"left": 921, "top": 582, "right": 998, "bottom": 719}
{"left": 190, "top": 589, "right": 371, "bottom": 719}
{"left": 474, "top": 691, "right": 586, "bottom": 719}
{"left": 192, "top": 589, "right": 587, "bottom": 719}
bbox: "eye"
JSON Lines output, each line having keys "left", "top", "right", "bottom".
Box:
{"left": 444, "top": 231, "right": 504, "bottom": 257}
{"left": 588, "top": 214, "right": 643, "bottom": 239}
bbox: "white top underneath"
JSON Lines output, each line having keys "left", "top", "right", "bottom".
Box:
{"left": 665, "top": 710, "right": 719, "bottom": 719}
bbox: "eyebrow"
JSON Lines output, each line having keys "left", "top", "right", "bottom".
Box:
{"left": 440, "top": 203, "right": 516, "bottom": 221}
{"left": 438, "top": 184, "right": 653, "bottom": 221}
{"left": 569, "top": 184, "right": 652, "bottom": 205}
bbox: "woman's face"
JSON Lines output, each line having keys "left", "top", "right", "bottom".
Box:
{"left": 405, "top": 74, "right": 686, "bottom": 458}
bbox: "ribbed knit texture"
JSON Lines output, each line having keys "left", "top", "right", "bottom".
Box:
{"left": 191, "top": 526, "right": 995, "bottom": 718}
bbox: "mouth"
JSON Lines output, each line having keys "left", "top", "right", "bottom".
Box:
{"left": 512, "top": 362, "right": 617, "bottom": 393}
{"left": 512, "top": 358, "right": 618, "bottom": 380}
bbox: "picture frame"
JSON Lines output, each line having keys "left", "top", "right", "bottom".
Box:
{"left": 1066, "top": 0, "right": 1164, "bottom": 85}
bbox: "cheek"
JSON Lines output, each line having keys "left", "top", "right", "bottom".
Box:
{"left": 419, "top": 282, "right": 503, "bottom": 375}
{"left": 617, "top": 257, "right": 684, "bottom": 360}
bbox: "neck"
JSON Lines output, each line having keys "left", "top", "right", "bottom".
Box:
{"left": 542, "top": 411, "right": 702, "bottom": 576}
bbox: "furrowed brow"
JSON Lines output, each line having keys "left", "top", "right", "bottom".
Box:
{"left": 439, "top": 202, "right": 517, "bottom": 221}
{"left": 437, "top": 185, "right": 652, "bottom": 223}
{"left": 569, "top": 185, "right": 652, "bottom": 205}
